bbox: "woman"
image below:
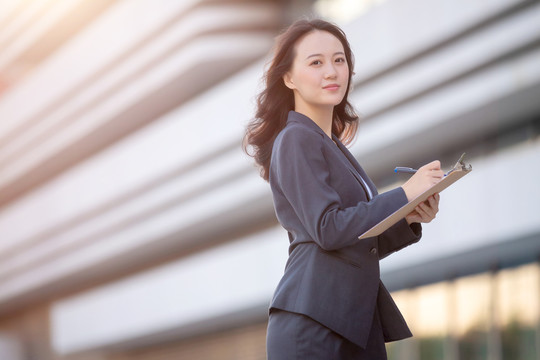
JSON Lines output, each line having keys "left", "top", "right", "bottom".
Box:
{"left": 243, "top": 19, "right": 443, "bottom": 359}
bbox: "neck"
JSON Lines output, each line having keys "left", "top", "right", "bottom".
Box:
{"left": 295, "top": 104, "right": 334, "bottom": 138}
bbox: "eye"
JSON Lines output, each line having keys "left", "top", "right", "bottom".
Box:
{"left": 335, "top": 57, "right": 346, "bottom": 63}
{"left": 310, "top": 59, "right": 322, "bottom": 66}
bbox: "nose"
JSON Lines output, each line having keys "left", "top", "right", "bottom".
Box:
{"left": 324, "top": 63, "right": 337, "bottom": 79}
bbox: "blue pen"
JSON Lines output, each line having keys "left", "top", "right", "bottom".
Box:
{"left": 394, "top": 167, "right": 417, "bottom": 174}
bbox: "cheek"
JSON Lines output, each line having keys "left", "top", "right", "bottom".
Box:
{"left": 299, "top": 70, "right": 319, "bottom": 84}
{"left": 294, "top": 71, "right": 321, "bottom": 93}
{"left": 340, "top": 66, "right": 350, "bottom": 80}
{"left": 340, "top": 71, "right": 350, "bottom": 92}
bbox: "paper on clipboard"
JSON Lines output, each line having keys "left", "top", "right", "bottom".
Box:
{"left": 358, "top": 154, "right": 472, "bottom": 240}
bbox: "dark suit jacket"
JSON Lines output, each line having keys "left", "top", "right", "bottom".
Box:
{"left": 268, "top": 111, "right": 422, "bottom": 349}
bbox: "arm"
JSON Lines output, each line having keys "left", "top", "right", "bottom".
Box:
{"left": 377, "top": 219, "right": 422, "bottom": 259}
{"left": 378, "top": 193, "right": 441, "bottom": 259}
{"left": 271, "top": 126, "right": 410, "bottom": 251}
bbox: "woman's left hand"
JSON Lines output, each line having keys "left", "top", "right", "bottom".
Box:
{"left": 406, "top": 193, "right": 440, "bottom": 224}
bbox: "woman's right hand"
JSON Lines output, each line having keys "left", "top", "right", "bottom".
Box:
{"left": 401, "top": 160, "right": 444, "bottom": 201}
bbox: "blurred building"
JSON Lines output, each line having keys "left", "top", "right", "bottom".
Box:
{"left": 0, "top": 0, "right": 539, "bottom": 359}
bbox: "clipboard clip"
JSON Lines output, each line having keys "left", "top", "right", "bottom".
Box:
{"left": 445, "top": 153, "right": 472, "bottom": 176}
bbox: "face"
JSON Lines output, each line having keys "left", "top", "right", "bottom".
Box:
{"left": 283, "top": 30, "right": 349, "bottom": 113}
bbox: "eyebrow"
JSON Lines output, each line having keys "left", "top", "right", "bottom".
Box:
{"left": 305, "top": 51, "right": 345, "bottom": 60}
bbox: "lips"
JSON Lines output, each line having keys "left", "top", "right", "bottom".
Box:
{"left": 323, "top": 84, "right": 340, "bottom": 90}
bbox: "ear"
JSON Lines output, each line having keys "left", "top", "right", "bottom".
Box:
{"left": 283, "top": 72, "right": 295, "bottom": 90}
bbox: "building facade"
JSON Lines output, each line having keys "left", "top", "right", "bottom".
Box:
{"left": 0, "top": 0, "right": 539, "bottom": 359}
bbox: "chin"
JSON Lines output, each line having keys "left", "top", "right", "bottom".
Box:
{"left": 323, "top": 98, "right": 346, "bottom": 106}
{"left": 325, "top": 94, "right": 347, "bottom": 105}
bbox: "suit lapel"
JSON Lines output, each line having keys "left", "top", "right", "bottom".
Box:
{"left": 330, "top": 136, "right": 377, "bottom": 199}
{"left": 287, "top": 111, "right": 377, "bottom": 199}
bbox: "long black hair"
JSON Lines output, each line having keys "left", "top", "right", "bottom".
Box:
{"left": 243, "top": 18, "right": 359, "bottom": 181}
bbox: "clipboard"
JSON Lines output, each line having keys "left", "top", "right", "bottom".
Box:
{"left": 358, "top": 154, "right": 472, "bottom": 240}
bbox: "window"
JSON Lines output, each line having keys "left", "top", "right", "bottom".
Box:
{"left": 387, "top": 262, "right": 540, "bottom": 360}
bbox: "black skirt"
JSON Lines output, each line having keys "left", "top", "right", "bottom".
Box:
{"left": 266, "top": 306, "right": 387, "bottom": 360}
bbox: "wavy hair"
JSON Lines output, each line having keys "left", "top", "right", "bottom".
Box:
{"left": 243, "top": 18, "right": 359, "bottom": 181}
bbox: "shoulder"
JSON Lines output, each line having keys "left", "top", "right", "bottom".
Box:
{"left": 270, "top": 121, "right": 329, "bottom": 183}
{"left": 274, "top": 122, "right": 325, "bottom": 152}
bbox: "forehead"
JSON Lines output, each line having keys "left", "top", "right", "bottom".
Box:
{"left": 294, "top": 30, "right": 345, "bottom": 58}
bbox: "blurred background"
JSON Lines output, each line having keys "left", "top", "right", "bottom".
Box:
{"left": 0, "top": 0, "right": 539, "bottom": 359}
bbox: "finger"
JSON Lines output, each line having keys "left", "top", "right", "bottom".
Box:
{"left": 415, "top": 204, "right": 431, "bottom": 221}
{"left": 425, "top": 160, "right": 441, "bottom": 170}
{"left": 433, "top": 193, "right": 440, "bottom": 209}
{"left": 420, "top": 199, "right": 434, "bottom": 212}
{"left": 417, "top": 202, "right": 436, "bottom": 222}
{"left": 431, "top": 170, "right": 445, "bottom": 179}
{"left": 425, "top": 199, "right": 438, "bottom": 217}
{"left": 427, "top": 196, "right": 439, "bottom": 213}
{"left": 407, "top": 209, "right": 422, "bottom": 219}
{"left": 406, "top": 213, "right": 422, "bottom": 224}
{"left": 425, "top": 198, "right": 435, "bottom": 214}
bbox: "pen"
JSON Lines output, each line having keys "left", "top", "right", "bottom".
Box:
{"left": 394, "top": 167, "right": 417, "bottom": 174}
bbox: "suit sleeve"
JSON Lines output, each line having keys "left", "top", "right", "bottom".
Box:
{"left": 377, "top": 219, "right": 422, "bottom": 259}
{"left": 271, "top": 126, "right": 416, "bottom": 251}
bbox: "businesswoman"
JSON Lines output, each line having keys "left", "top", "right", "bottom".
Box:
{"left": 243, "top": 19, "right": 443, "bottom": 359}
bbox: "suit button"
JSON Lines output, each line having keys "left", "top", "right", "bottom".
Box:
{"left": 370, "top": 248, "right": 377, "bottom": 255}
